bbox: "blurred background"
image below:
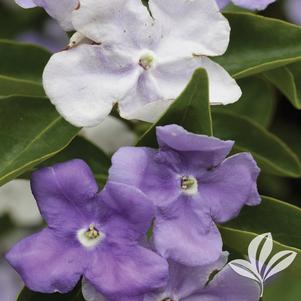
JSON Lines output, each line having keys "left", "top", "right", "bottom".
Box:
{"left": 0, "top": 0, "right": 300, "bottom": 300}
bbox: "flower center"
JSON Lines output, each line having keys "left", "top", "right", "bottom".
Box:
{"left": 181, "top": 176, "right": 198, "bottom": 195}
{"left": 77, "top": 224, "right": 105, "bottom": 249}
{"left": 162, "top": 299, "right": 173, "bottom": 301}
{"left": 139, "top": 53, "right": 154, "bottom": 70}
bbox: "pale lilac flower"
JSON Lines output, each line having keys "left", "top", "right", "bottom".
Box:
{"left": 285, "top": 0, "right": 301, "bottom": 25}
{"left": 43, "top": 0, "right": 241, "bottom": 127}
{"left": 15, "top": 0, "right": 78, "bottom": 31}
{"left": 0, "top": 260, "right": 23, "bottom": 301}
{"left": 216, "top": 0, "right": 276, "bottom": 10}
{"left": 82, "top": 253, "right": 261, "bottom": 301}
{"left": 0, "top": 179, "right": 41, "bottom": 226}
{"left": 6, "top": 160, "right": 168, "bottom": 299}
{"left": 109, "top": 125, "right": 261, "bottom": 266}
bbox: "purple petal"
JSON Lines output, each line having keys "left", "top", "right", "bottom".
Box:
{"left": 285, "top": 0, "right": 301, "bottom": 25}
{"left": 84, "top": 245, "right": 168, "bottom": 298}
{"left": 232, "top": 0, "right": 276, "bottom": 10}
{"left": 31, "top": 159, "right": 99, "bottom": 233}
{"left": 6, "top": 228, "right": 85, "bottom": 293}
{"left": 215, "top": 0, "right": 231, "bottom": 9}
{"left": 98, "top": 182, "right": 155, "bottom": 243}
{"left": 153, "top": 197, "right": 223, "bottom": 266}
{"left": 15, "top": 0, "right": 36, "bottom": 8}
{"left": 109, "top": 147, "right": 181, "bottom": 207}
{"left": 185, "top": 265, "right": 261, "bottom": 301}
{"left": 199, "top": 153, "right": 261, "bottom": 223}
{"left": 156, "top": 125, "right": 234, "bottom": 168}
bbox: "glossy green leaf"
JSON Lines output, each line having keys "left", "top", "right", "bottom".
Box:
{"left": 42, "top": 136, "right": 110, "bottom": 187}
{"left": 263, "top": 62, "right": 301, "bottom": 109}
{"left": 0, "top": 40, "right": 49, "bottom": 97}
{"left": 214, "top": 76, "right": 276, "bottom": 127}
{"left": 212, "top": 111, "right": 301, "bottom": 178}
{"left": 214, "top": 13, "right": 301, "bottom": 79}
{"left": 0, "top": 76, "right": 44, "bottom": 98}
{"left": 0, "top": 96, "right": 79, "bottom": 187}
{"left": 137, "top": 68, "right": 212, "bottom": 147}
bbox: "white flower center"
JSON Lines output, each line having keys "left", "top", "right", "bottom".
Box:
{"left": 139, "top": 51, "right": 155, "bottom": 70}
{"left": 77, "top": 224, "right": 105, "bottom": 249}
{"left": 181, "top": 176, "right": 198, "bottom": 195}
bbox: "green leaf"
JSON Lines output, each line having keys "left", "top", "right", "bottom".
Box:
{"left": 17, "top": 284, "right": 85, "bottom": 301}
{"left": 42, "top": 136, "right": 110, "bottom": 187}
{"left": 0, "top": 40, "right": 50, "bottom": 97}
{"left": 263, "top": 62, "right": 301, "bottom": 109}
{"left": 137, "top": 68, "right": 212, "bottom": 147}
{"left": 214, "top": 13, "right": 301, "bottom": 79}
{"left": 0, "top": 96, "right": 79, "bottom": 187}
{"left": 0, "top": 76, "right": 44, "bottom": 98}
{"left": 214, "top": 76, "right": 276, "bottom": 127}
{"left": 212, "top": 110, "right": 301, "bottom": 178}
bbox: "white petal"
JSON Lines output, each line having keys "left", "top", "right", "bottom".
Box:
{"left": 34, "top": 0, "right": 78, "bottom": 31}
{"left": 43, "top": 44, "right": 139, "bottom": 127}
{"left": 0, "top": 180, "right": 41, "bottom": 226}
{"left": 81, "top": 116, "right": 137, "bottom": 154}
{"left": 149, "top": 0, "right": 230, "bottom": 57}
{"left": 72, "top": 0, "right": 161, "bottom": 51}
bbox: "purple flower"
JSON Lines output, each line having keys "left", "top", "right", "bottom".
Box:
{"left": 216, "top": 0, "right": 276, "bottom": 10}
{"left": 109, "top": 125, "right": 261, "bottom": 266}
{"left": 6, "top": 160, "right": 168, "bottom": 299}
{"left": 82, "top": 253, "right": 261, "bottom": 301}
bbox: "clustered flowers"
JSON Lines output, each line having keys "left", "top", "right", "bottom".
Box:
{"left": 8, "top": 0, "right": 277, "bottom": 300}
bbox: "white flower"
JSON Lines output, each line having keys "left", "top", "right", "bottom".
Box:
{"left": 81, "top": 116, "right": 137, "bottom": 154}
{"left": 15, "top": 0, "right": 78, "bottom": 31}
{"left": 0, "top": 179, "right": 42, "bottom": 226}
{"left": 43, "top": 0, "right": 242, "bottom": 127}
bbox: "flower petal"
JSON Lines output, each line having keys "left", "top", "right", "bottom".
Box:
{"left": 152, "top": 56, "right": 241, "bottom": 106}
{"left": 200, "top": 153, "right": 261, "bottom": 224}
{"left": 43, "top": 44, "right": 138, "bottom": 127}
{"left": 185, "top": 265, "right": 261, "bottom": 301}
{"left": 31, "top": 159, "right": 99, "bottom": 232}
{"left": 109, "top": 146, "right": 181, "bottom": 207}
{"left": 156, "top": 125, "right": 234, "bottom": 168}
{"left": 15, "top": 0, "right": 36, "bottom": 8}
{"left": 72, "top": 0, "right": 161, "bottom": 51}
{"left": 232, "top": 0, "right": 276, "bottom": 10}
{"left": 149, "top": 0, "right": 230, "bottom": 57}
{"left": 6, "top": 228, "right": 85, "bottom": 293}
{"left": 99, "top": 182, "right": 155, "bottom": 242}
{"left": 85, "top": 245, "right": 168, "bottom": 298}
{"left": 153, "top": 197, "right": 223, "bottom": 266}
{"left": 215, "top": 0, "right": 231, "bottom": 9}
{"left": 33, "top": 0, "right": 78, "bottom": 31}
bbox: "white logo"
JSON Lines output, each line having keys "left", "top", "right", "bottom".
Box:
{"left": 229, "top": 233, "right": 297, "bottom": 297}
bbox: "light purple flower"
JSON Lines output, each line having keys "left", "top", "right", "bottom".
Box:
{"left": 82, "top": 253, "right": 261, "bottom": 301}
{"left": 285, "top": 0, "right": 301, "bottom": 25}
{"left": 216, "top": 0, "right": 276, "bottom": 10}
{"left": 43, "top": 0, "right": 241, "bottom": 127}
{"left": 109, "top": 125, "right": 261, "bottom": 266}
{"left": 15, "top": 0, "right": 78, "bottom": 31}
{"left": 6, "top": 160, "right": 168, "bottom": 299}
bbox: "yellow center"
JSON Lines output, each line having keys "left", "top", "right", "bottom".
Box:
{"left": 85, "top": 224, "right": 100, "bottom": 240}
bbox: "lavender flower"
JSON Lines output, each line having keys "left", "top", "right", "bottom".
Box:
{"left": 285, "top": 0, "right": 301, "bottom": 25}
{"left": 43, "top": 0, "right": 241, "bottom": 127}
{"left": 6, "top": 160, "right": 168, "bottom": 299}
{"left": 109, "top": 125, "right": 261, "bottom": 266}
{"left": 82, "top": 253, "right": 261, "bottom": 301}
{"left": 216, "top": 0, "right": 276, "bottom": 10}
{"left": 15, "top": 0, "right": 77, "bottom": 31}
